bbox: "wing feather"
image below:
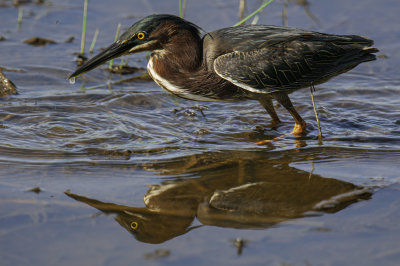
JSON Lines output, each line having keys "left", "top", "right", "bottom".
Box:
{"left": 210, "top": 28, "right": 377, "bottom": 94}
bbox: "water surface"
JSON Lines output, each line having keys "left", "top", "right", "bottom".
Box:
{"left": 0, "top": 0, "right": 400, "bottom": 265}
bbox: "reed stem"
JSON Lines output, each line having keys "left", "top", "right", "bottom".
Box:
{"left": 89, "top": 28, "right": 99, "bottom": 54}
{"left": 310, "top": 84, "right": 323, "bottom": 141}
{"left": 17, "top": 7, "right": 23, "bottom": 25}
{"left": 80, "top": 0, "right": 88, "bottom": 55}
{"left": 233, "top": 0, "right": 275, "bottom": 26}
{"left": 109, "top": 23, "right": 121, "bottom": 69}
{"left": 179, "top": 0, "right": 187, "bottom": 18}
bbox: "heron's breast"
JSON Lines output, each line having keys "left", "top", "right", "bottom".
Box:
{"left": 147, "top": 58, "right": 219, "bottom": 102}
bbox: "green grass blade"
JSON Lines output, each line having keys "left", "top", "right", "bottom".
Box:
{"left": 80, "top": 0, "right": 88, "bottom": 55}
{"left": 17, "top": 7, "right": 23, "bottom": 25}
{"left": 89, "top": 28, "right": 99, "bottom": 54}
{"left": 109, "top": 23, "right": 121, "bottom": 70}
{"left": 179, "top": 0, "right": 187, "bottom": 18}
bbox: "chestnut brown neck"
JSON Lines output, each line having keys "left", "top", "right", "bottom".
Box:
{"left": 151, "top": 25, "right": 203, "bottom": 75}
{"left": 147, "top": 23, "right": 250, "bottom": 101}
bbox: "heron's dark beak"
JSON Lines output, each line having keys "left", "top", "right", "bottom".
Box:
{"left": 68, "top": 41, "right": 132, "bottom": 79}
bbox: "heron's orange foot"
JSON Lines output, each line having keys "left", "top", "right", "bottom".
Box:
{"left": 291, "top": 121, "right": 307, "bottom": 137}
{"left": 257, "top": 121, "right": 306, "bottom": 144}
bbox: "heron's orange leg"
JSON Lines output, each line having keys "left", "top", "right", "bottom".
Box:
{"left": 258, "top": 96, "right": 281, "bottom": 126}
{"left": 271, "top": 92, "right": 307, "bottom": 137}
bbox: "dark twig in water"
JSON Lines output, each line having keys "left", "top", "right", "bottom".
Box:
{"left": 230, "top": 237, "right": 249, "bottom": 256}
{"left": 0, "top": 66, "right": 24, "bottom": 73}
{"left": 310, "top": 84, "right": 323, "bottom": 141}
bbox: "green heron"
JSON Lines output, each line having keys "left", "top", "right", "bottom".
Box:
{"left": 69, "top": 14, "right": 378, "bottom": 136}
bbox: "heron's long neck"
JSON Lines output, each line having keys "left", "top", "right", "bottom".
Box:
{"left": 150, "top": 30, "right": 203, "bottom": 77}
{"left": 147, "top": 30, "right": 247, "bottom": 101}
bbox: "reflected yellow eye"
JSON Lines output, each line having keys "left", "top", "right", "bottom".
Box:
{"left": 137, "top": 32, "right": 146, "bottom": 40}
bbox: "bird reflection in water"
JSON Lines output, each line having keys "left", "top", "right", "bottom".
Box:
{"left": 66, "top": 151, "right": 371, "bottom": 244}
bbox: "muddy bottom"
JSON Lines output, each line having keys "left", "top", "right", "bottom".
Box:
{"left": 0, "top": 0, "right": 400, "bottom": 265}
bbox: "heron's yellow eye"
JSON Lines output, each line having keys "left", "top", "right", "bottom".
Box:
{"left": 137, "top": 32, "right": 146, "bottom": 40}
{"left": 130, "top": 221, "right": 138, "bottom": 230}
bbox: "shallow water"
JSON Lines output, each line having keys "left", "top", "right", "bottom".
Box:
{"left": 1, "top": 0, "right": 400, "bottom": 265}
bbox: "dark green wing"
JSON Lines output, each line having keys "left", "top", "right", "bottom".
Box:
{"left": 210, "top": 26, "right": 377, "bottom": 94}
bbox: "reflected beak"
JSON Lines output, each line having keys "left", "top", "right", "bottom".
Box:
{"left": 69, "top": 41, "right": 133, "bottom": 79}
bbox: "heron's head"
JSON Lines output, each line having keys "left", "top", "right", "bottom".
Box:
{"left": 69, "top": 14, "right": 200, "bottom": 79}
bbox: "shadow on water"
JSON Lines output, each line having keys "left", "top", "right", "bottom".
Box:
{"left": 66, "top": 149, "right": 372, "bottom": 244}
